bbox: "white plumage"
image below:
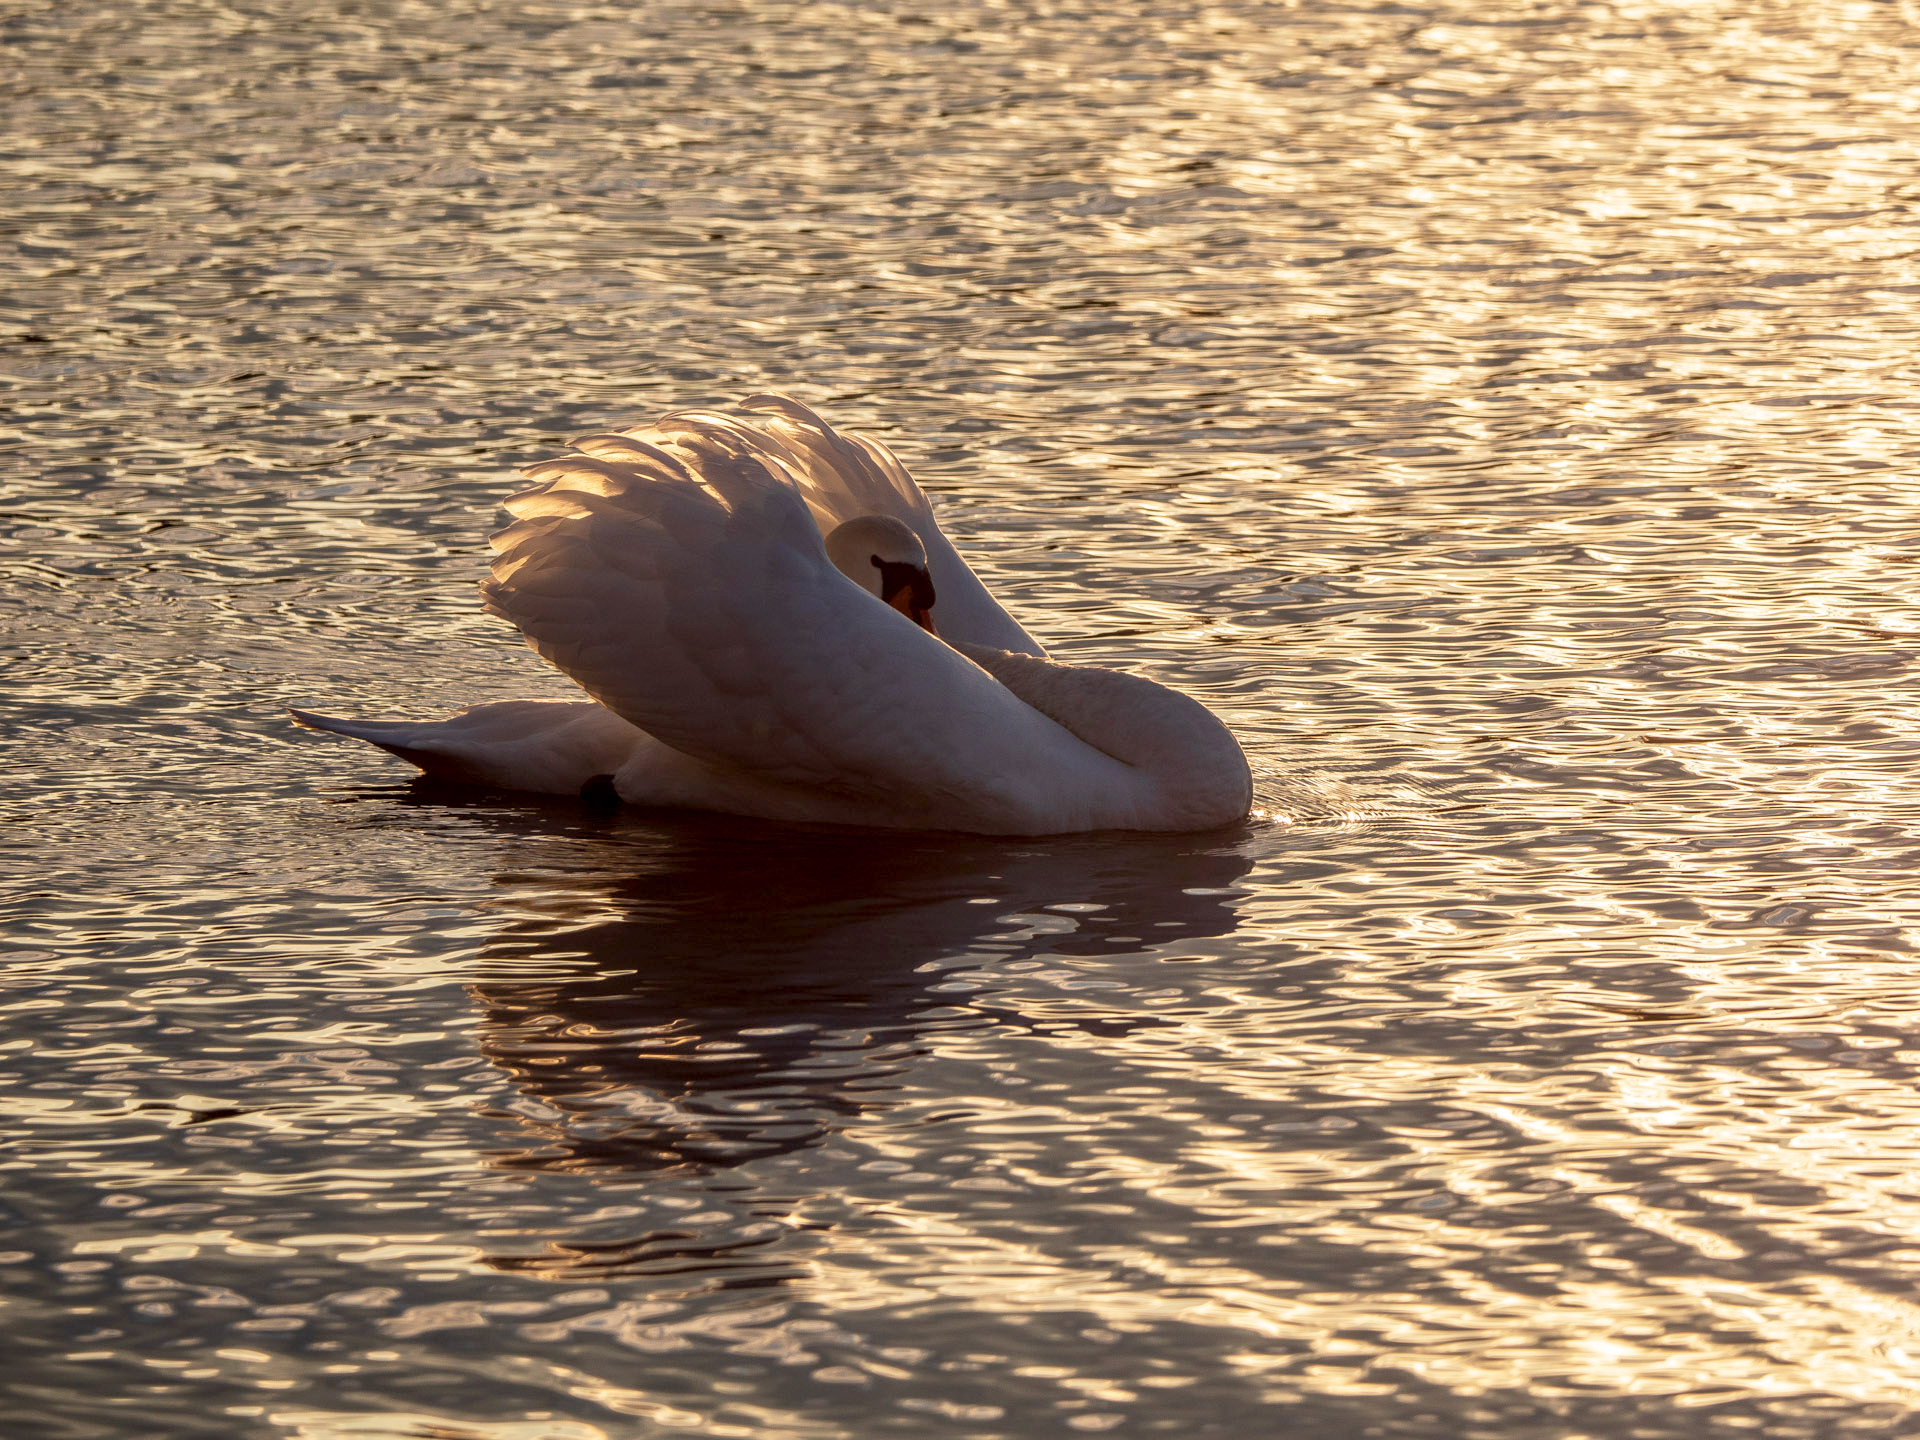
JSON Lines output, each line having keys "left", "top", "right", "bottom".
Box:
{"left": 293, "top": 395, "right": 1251, "bottom": 834}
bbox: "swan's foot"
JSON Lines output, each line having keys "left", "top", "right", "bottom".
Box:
{"left": 578, "top": 773, "right": 622, "bottom": 810}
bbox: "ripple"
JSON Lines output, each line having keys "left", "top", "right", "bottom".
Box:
{"left": 9, "top": 0, "right": 1920, "bottom": 1435}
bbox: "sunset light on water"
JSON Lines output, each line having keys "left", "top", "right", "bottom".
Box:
{"left": 7, "top": 1, "right": 1920, "bottom": 1435}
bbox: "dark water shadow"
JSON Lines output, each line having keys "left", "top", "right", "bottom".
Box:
{"left": 376, "top": 785, "right": 1255, "bottom": 1181}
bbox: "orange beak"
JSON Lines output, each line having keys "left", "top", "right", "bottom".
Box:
{"left": 876, "top": 560, "right": 939, "bottom": 635}
{"left": 884, "top": 578, "right": 938, "bottom": 635}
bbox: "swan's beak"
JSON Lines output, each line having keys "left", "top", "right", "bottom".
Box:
{"left": 878, "top": 561, "right": 938, "bottom": 635}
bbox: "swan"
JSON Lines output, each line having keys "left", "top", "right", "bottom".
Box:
{"left": 292, "top": 394, "right": 1251, "bottom": 834}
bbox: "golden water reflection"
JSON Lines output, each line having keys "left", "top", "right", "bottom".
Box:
{"left": 9, "top": 0, "right": 1920, "bottom": 1434}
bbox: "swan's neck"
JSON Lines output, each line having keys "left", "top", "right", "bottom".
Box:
{"left": 951, "top": 641, "right": 1251, "bottom": 830}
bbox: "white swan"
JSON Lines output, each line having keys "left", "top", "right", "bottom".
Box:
{"left": 293, "top": 395, "right": 1251, "bottom": 834}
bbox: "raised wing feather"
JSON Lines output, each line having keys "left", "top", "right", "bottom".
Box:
{"left": 652, "top": 394, "right": 1046, "bottom": 657}
{"left": 482, "top": 410, "right": 1097, "bottom": 827}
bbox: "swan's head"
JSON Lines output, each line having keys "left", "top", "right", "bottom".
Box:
{"left": 824, "top": 515, "right": 938, "bottom": 634}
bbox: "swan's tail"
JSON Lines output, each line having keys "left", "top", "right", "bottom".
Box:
{"left": 289, "top": 708, "right": 430, "bottom": 749}
{"left": 288, "top": 700, "right": 647, "bottom": 795}
{"left": 288, "top": 707, "right": 489, "bottom": 782}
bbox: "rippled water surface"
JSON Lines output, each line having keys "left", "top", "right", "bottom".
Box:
{"left": 9, "top": 1, "right": 1920, "bottom": 1435}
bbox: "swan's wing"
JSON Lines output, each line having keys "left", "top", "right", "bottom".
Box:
{"left": 733, "top": 394, "right": 931, "bottom": 536}
{"left": 481, "top": 418, "right": 1096, "bottom": 827}
{"left": 612, "top": 395, "right": 1045, "bottom": 658}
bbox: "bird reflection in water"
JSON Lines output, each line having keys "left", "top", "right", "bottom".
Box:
{"left": 402, "top": 787, "right": 1253, "bottom": 1189}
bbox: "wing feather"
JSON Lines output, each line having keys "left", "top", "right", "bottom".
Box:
{"left": 481, "top": 406, "right": 1099, "bottom": 826}
{"left": 735, "top": 394, "right": 1045, "bottom": 656}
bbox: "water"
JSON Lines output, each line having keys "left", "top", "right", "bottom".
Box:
{"left": 6, "top": 0, "right": 1920, "bottom": 1435}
